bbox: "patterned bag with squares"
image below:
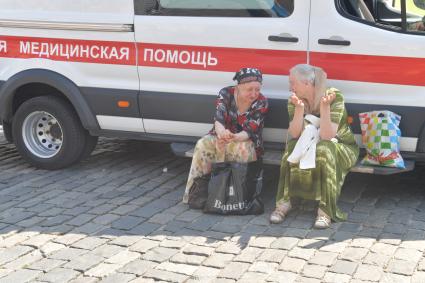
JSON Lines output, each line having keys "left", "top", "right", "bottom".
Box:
{"left": 359, "top": 110, "right": 405, "bottom": 168}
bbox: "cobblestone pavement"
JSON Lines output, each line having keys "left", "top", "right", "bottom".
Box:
{"left": 0, "top": 134, "right": 425, "bottom": 283}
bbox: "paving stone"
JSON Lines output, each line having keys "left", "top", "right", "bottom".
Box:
{"left": 266, "top": 271, "right": 297, "bottom": 283}
{"left": 287, "top": 247, "right": 315, "bottom": 261}
{"left": 119, "top": 259, "right": 157, "bottom": 275}
{"left": 0, "top": 233, "right": 31, "bottom": 248}
{"left": 110, "top": 236, "right": 140, "bottom": 247}
{"left": 370, "top": 243, "right": 397, "bottom": 256}
{"left": 412, "top": 271, "right": 425, "bottom": 283}
{"left": 308, "top": 251, "right": 338, "bottom": 266}
{"left": 143, "top": 268, "right": 189, "bottom": 282}
{"left": 37, "top": 267, "right": 80, "bottom": 283}
{"left": 129, "top": 238, "right": 160, "bottom": 253}
{"left": 257, "top": 248, "right": 286, "bottom": 263}
{"left": 0, "top": 269, "right": 42, "bottom": 283}
{"left": 238, "top": 272, "right": 269, "bottom": 283}
{"left": 329, "top": 260, "right": 358, "bottom": 275}
{"left": 143, "top": 247, "right": 179, "bottom": 263}
{"left": 63, "top": 253, "right": 105, "bottom": 272}
{"left": 270, "top": 237, "right": 300, "bottom": 250}
{"left": 393, "top": 248, "right": 423, "bottom": 262}
{"left": 301, "top": 264, "right": 327, "bottom": 279}
{"left": 91, "top": 244, "right": 123, "bottom": 258}
{"left": 353, "top": 264, "right": 382, "bottom": 281}
{"left": 249, "top": 261, "right": 279, "bottom": 274}
{"left": 85, "top": 263, "right": 122, "bottom": 277}
{"left": 159, "top": 239, "right": 186, "bottom": 249}
{"left": 0, "top": 245, "right": 33, "bottom": 265}
{"left": 99, "top": 272, "right": 136, "bottom": 283}
{"left": 231, "top": 247, "right": 262, "bottom": 263}
{"left": 67, "top": 214, "right": 97, "bottom": 226}
{"left": 322, "top": 272, "right": 351, "bottom": 283}
{"left": 340, "top": 247, "right": 368, "bottom": 262}
{"left": 68, "top": 276, "right": 100, "bottom": 283}
{"left": 72, "top": 237, "right": 108, "bottom": 250}
{"left": 27, "top": 258, "right": 67, "bottom": 272}
{"left": 156, "top": 262, "right": 198, "bottom": 276}
{"left": 106, "top": 250, "right": 140, "bottom": 265}
{"left": 53, "top": 233, "right": 86, "bottom": 246}
{"left": 363, "top": 252, "right": 392, "bottom": 267}
{"left": 247, "top": 236, "right": 276, "bottom": 249}
{"left": 386, "top": 259, "right": 416, "bottom": 276}
{"left": 202, "top": 253, "right": 234, "bottom": 268}
{"left": 183, "top": 245, "right": 214, "bottom": 257}
{"left": 218, "top": 261, "right": 250, "bottom": 280}
{"left": 128, "top": 222, "right": 161, "bottom": 235}
{"left": 111, "top": 216, "right": 145, "bottom": 230}
{"left": 49, "top": 247, "right": 87, "bottom": 261}
{"left": 170, "top": 253, "right": 205, "bottom": 266}
{"left": 349, "top": 237, "right": 375, "bottom": 249}
{"left": 279, "top": 257, "right": 306, "bottom": 273}
{"left": 380, "top": 272, "right": 411, "bottom": 283}
{"left": 418, "top": 259, "right": 425, "bottom": 271}
{"left": 319, "top": 241, "right": 348, "bottom": 253}
{"left": 3, "top": 249, "right": 42, "bottom": 270}
{"left": 215, "top": 241, "right": 242, "bottom": 254}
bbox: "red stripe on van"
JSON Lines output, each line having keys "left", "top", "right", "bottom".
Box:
{"left": 311, "top": 52, "right": 425, "bottom": 87}
{"left": 0, "top": 35, "right": 136, "bottom": 65}
{"left": 137, "top": 43, "right": 306, "bottom": 75}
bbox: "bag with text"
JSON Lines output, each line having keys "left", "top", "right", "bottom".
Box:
{"left": 203, "top": 161, "right": 263, "bottom": 215}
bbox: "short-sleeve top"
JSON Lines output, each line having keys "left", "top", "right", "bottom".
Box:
{"left": 209, "top": 86, "right": 269, "bottom": 158}
{"left": 287, "top": 88, "right": 357, "bottom": 146}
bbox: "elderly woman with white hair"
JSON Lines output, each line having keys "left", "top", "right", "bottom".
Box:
{"left": 270, "top": 64, "right": 359, "bottom": 229}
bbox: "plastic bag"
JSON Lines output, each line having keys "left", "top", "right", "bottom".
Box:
{"left": 203, "top": 161, "right": 263, "bottom": 215}
{"left": 188, "top": 174, "right": 210, "bottom": 209}
{"left": 359, "top": 110, "right": 405, "bottom": 168}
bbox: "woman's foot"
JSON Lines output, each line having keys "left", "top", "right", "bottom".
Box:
{"left": 270, "top": 201, "right": 292, "bottom": 224}
{"left": 314, "top": 208, "right": 331, "bottom": 229}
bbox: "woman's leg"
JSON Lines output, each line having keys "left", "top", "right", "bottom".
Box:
{"left": 183, "top": 135, "right": 218, "bottom": 203}
{"left": 315, "top": 140, "right": 357, "bottom": 223}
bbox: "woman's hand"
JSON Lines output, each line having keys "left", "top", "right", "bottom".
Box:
{"left": 320, "top": 91, "right": 336, "bottom": 108}
{"left": 290, "top": 93, "right": 304, "bottom": 109}
{"left": 217, "top": 128, "right": 234, "bottom": 142}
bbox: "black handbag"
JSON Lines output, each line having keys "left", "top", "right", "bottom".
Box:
{"left": 203, "top": 160, "right": 264, "bottom": 215}
{"left": 188, "top": 174, "right": 210, "bottom": 209}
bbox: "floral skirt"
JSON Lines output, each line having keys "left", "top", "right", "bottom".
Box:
{"left": 183, "top": 134, "right": 257, "bottom": 203}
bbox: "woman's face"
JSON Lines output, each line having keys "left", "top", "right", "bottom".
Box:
{"left": 237, "top": 81, "right": 261, "bottom": 104}
{"left": 289, "top": 73, "right": 314, "bottom": 99}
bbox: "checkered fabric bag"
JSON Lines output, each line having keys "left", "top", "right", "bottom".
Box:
{"left": 359, "top": 110, "right": 405, "bottom": 169}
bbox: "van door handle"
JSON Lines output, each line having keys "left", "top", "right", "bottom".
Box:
{"left": 318, "top": 38, "right": 351, "bottom": 46}
{"left": 268, "top": 34, "right": 299, "bottom": 43}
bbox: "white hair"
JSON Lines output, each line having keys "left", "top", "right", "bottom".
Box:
{"left": 289, "top": 64, "right": 328, "bottom": 115}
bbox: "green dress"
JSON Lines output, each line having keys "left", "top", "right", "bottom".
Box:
{"left": 275, "top": 89, "right": 359, "bottom": 221}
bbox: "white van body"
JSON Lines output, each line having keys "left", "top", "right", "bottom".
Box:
{"left": 0, "top": 0, "right": 424, "bottom": 169}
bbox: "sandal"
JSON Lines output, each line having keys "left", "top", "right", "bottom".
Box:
{"left": 314, "top": 208, "right": 331, "bottom": 229}
{"left": 270, "top": 201, "right": 292, "bottom": 224}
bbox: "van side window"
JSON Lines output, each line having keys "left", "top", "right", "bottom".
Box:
{"left": 134, "top": 0, "right": 294, "bottom": 17}
{"left": 336, "top": 0, "right": 425, "bottom": 35}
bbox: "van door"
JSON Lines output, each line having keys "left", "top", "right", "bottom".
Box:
{"left": 134, "top": 0, "right": 310, "bottom": 143}
{"left": 308, "top": 0, "right": 425, "bottom": 153}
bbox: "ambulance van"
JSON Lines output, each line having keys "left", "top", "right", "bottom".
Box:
{"left": 0, "top": 0, "right": 424, "bottom": 172}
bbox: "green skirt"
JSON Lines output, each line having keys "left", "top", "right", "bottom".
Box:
{"left": 275, "top": 139, "right": 359, "bottom": 221}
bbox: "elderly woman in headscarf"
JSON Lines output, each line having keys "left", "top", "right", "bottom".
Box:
{"left": 183, "top": 68, "right": 269, "bottom": 204}
{"left": 270, "top": 64, "right": 359, "bottom": 229}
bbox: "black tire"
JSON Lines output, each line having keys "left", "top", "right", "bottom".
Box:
{"left": 79, "top": 133, "right": 98, "bottom": 160}
{"left": 12, "top": 96, "right": 87, "bottom": 169}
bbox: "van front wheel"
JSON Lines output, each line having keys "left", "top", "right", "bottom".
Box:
{"left": 12, "top": 96, "right": 87, "bottom": 169}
